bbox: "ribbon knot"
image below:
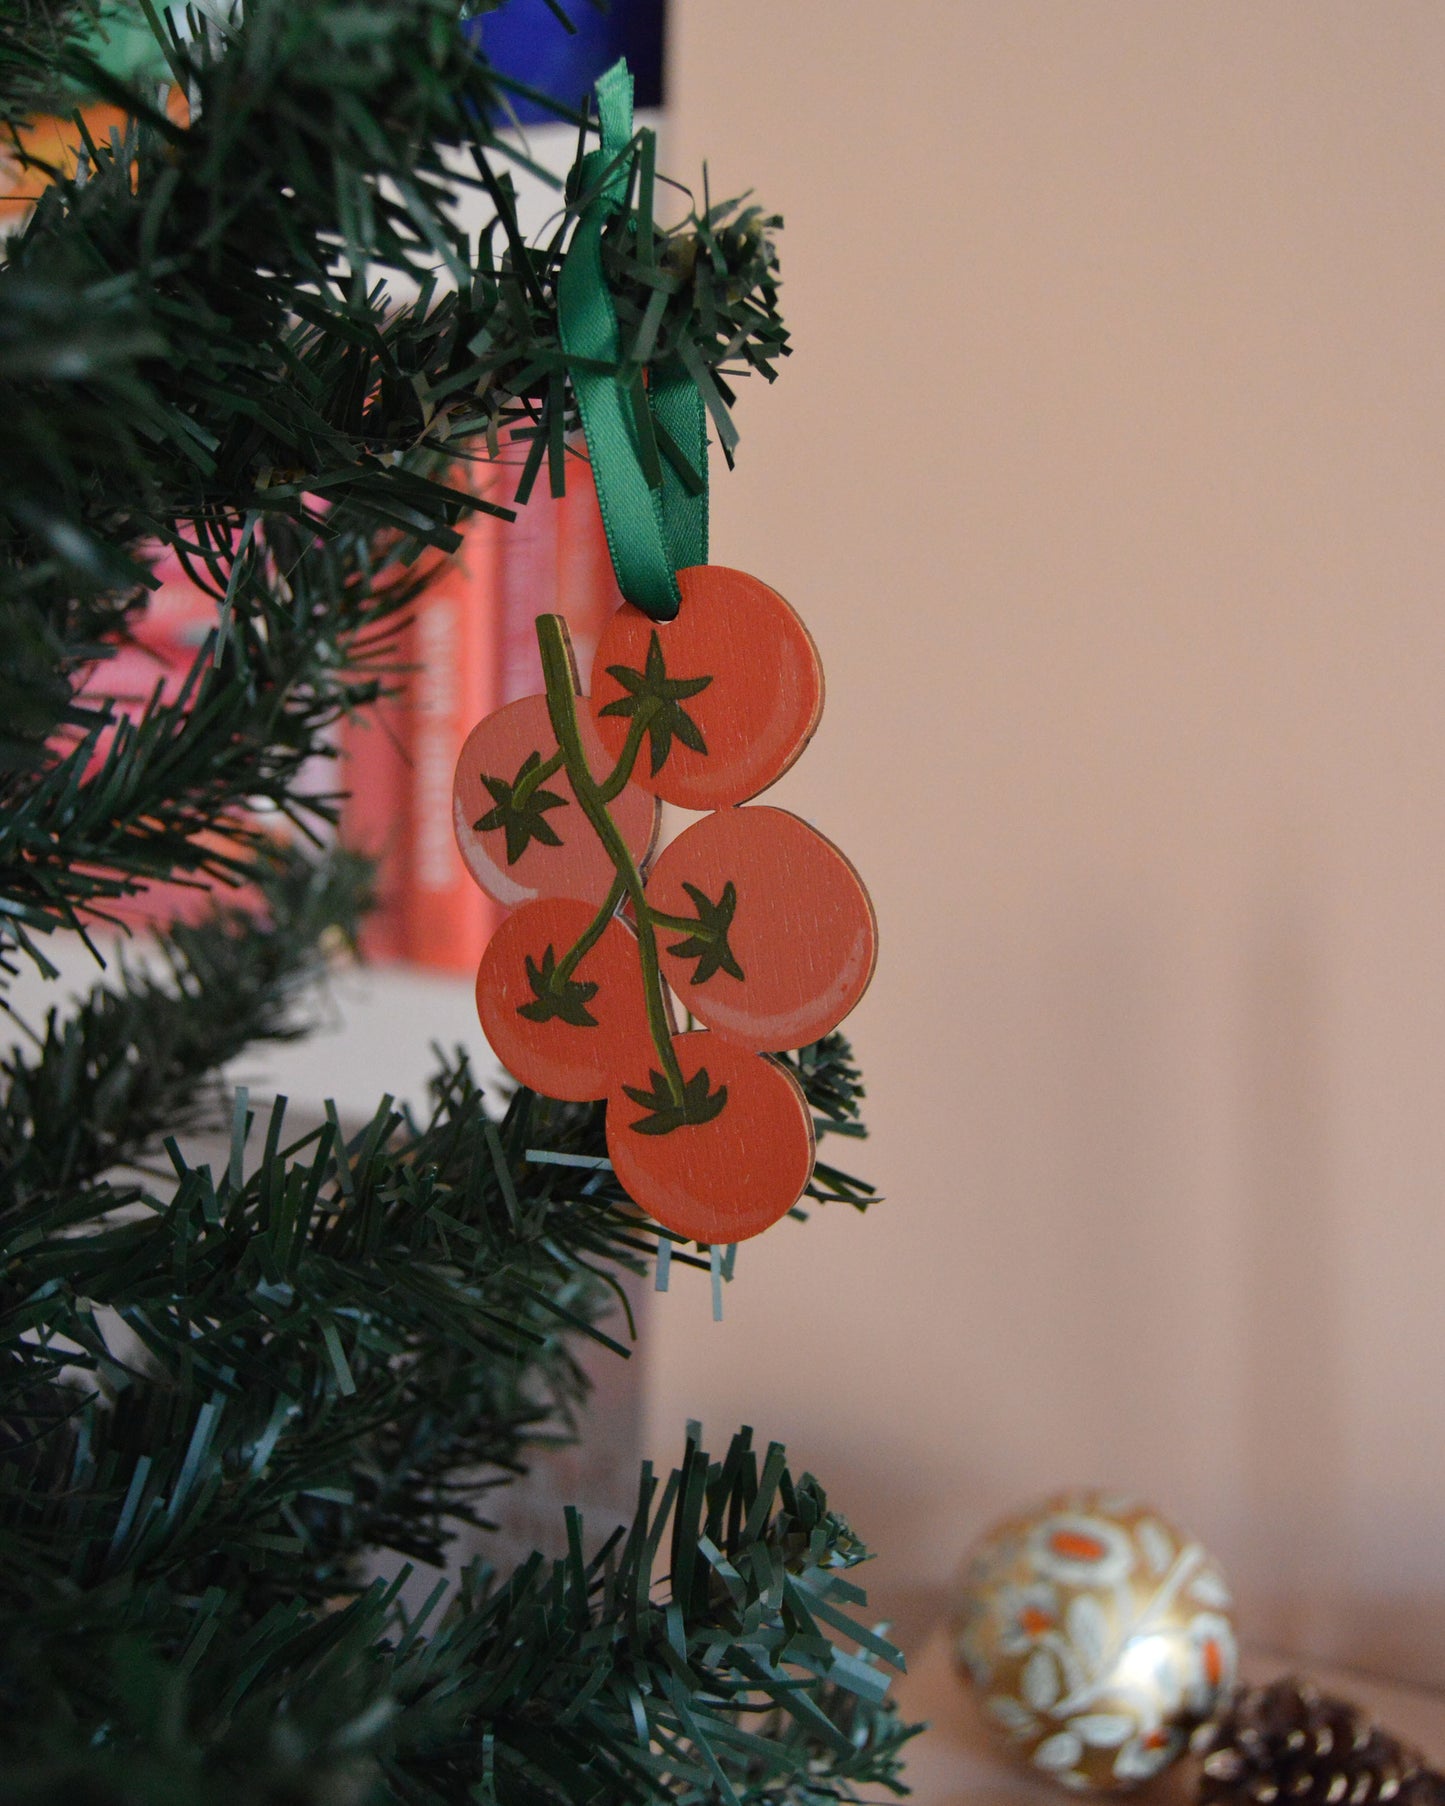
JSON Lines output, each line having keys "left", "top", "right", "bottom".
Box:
{"left": 558, "top": 59, "right": 708, "bottom": 622}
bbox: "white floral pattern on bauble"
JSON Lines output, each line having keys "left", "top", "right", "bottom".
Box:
{"left": 1028, "top": 1512, "right": 1134, "bottom": 1589}
{"left": 952, "top": 1492, "right": 1236, "bottom": 1793}
{"left": 1113, "top": 1726, "right": 1185, "bottom": 1782}
{"left": 995, "top": 1581, "right": 1063, "bottom": 1655}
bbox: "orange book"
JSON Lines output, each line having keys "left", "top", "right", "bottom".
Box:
{"left": 79, "top": 541, "right": 234, "bottom": 930}
{"left": 401, "top": 479, "right": 505, "bottom": 972}
{"left": 1, "top": 91, "right": 190, "bottom": 222}
{"left": 498, "top": 468, "right": 564, "bottom": 705}
{"left": 554, "top": 450, "right": 623, "bottom": 692}
{"left": 337, "top": 624, "right": 410, "bottom": 964}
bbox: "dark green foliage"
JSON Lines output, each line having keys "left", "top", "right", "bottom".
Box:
{"left": 0, "top": 3, "right": 914, "bottom": 1799}
{"left": 782, "top": 1037, "right": 879, "bottom": 1213}
{"left": 0, "top": 2, "right": 95, "bottom": 128}
{"left": 0, "top": 0, "right": 787, "bottom": 947}
{"left": 1, "top": 1428, "right": 917, "bottom": 1806}
{"left": 0, "top": 839, "right": 372, "bottom": 1206}
{"left": 1, "top": 994, "right": 907, "bottom": 1799}
{"left": 475, "top": 752, "right": 570, "bottom": 862}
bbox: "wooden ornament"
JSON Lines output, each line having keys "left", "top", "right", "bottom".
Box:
{"left": 605, "top": 1032, "right": 816, "bottom": 1244}
{"left": 645, "top": 805, "right": 877, "bottom": 1053}
{"left": 456, "top": 571, "right": 875, "bottom": 1244}
{"left": 588, "top": 565, "right": 824, "bottom": 809}
{"left": 475, "top": 897, "right": 656, "bottom": 1102}
{"left": 452, "top": 692, "right": 658, "bottom": 909}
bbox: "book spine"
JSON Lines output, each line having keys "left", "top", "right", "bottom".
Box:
{"left": 498, "top": 473, "right": 564, "bottom": 704}
{"left": 88, "top": 541, "right": 226, "bottom": 930}
{"left": 554, "top": 449, "right": 622, "bottom": 693}
{"left": 337, "top": 625, "right": 410, "bottom": 964}
{"left": 402, "top": 486, "right": 503, "bottom": 972}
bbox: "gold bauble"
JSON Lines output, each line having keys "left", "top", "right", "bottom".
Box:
{"left": 952, "top": 1491, "right": 1236, "bottom": 1793}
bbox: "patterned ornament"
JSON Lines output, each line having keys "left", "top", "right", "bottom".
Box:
{"left": 952, "top": 1491, "right": 1237, "bottom": 1793}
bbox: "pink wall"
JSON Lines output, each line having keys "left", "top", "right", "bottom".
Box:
{"left": 645, "top": 2, "right": 1445, "bottom": 1685}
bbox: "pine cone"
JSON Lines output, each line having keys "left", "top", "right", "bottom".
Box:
{"left": 1195, "top": 1678, "right": 1445, "bottom": 1805}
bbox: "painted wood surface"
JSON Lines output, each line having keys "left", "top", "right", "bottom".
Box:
{"left": 452, "top": 692, "right": 658, "bottom": 909}
{"left": 588, "top": 564, "right": 825, "bottom": 808}
{"left": 452, "top": 566, "right": 876, "bottom": 1244}
{"left": 646, "top": 804, "right": 878, "bottom": 1053}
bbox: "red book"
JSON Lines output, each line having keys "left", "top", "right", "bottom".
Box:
{"left": 80, "top": 542, "right": 233, "bottom": 930}
{"left": 498, "top": 468, "right": 564, "bottom": 705}
{"left": 337, "top": 623, "right": 410, "bottom": 963}
{"left": 554, "top": 450, "right": 623, "bottom": 691}
{"left": 401, "top": 477, "right": 505, "bottom": 973}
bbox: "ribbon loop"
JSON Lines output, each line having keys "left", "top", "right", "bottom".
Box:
{"left": 558, "top": 59, "right": 708, "bottom": 622}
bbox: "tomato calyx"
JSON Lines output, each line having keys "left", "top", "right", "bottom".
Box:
{"left": 621, "top": 1064, "right": 729, "bottom": 1136}
{"left": 598, "top": 629, "right": 712, "bottom": 776}
{"left": 517, "top": 944, "right": 601, "bottom": 1028}
{"left": 473, "top": 748, "right": 568, "bottom": 863}
{"left": 659, "top": 879, "right": 744, "bottom": 986}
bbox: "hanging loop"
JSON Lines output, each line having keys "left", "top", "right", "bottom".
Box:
{"left": 558, "top": 59, "right": 708, "bottom": 622}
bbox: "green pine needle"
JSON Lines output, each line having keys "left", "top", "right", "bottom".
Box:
{"left": 0, "top": 5, "right": 909, "bottom": 1800}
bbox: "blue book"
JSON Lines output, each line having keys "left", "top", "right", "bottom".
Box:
{"left": 467, "top": 0, "right": 667, "bottom": 124}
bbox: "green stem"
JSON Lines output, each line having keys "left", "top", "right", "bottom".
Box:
{"left": 512, "top": 745, "right": 565, "bottom": 809}
{"left": 554, "top": 873, "right": 626, "bottom": 984}
{"left": 595, "top": 708, "right": 651, "bottom": 804}
{"left": 537, "top": 614, "right": 684, "bottom": 1104}
{"left": 650, "top": 908, "right": 711, "bottom": 938}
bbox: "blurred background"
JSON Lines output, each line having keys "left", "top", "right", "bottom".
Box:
{"left": 643, "top": 1, "right": 1445, "bottom": 1691}
{"left": 11, "top": 0, "right": 1442, "bottom": 1704}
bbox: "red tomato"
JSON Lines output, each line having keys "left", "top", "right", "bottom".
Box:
{"left": 588, "top": 565, "right": 824, "bottom": 809}
{"left": 453, "top": 693, "right": 658, "bottom": 908}
{"left": 476, "top": 897, "right": 655, "bottom": 1102}
{"left": 645, "top": 806, "right": 877, "bottom": 1052}
{"left": 605, "top": 1032, "right": 815, "bottom": 1242}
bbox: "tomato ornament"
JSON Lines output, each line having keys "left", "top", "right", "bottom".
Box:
{"left": 475, "top": 897, "right": 654, "bottom": 1102}
{"left": 605, "top": 1033, "right": 816, "bottom": 1244}
{"left": 589, "top": 566, "right": 823, "bottom": 809}
{"left": 451, "top": 584, "right": 877, "bottom": 1244}
{"left": 454, "top": 694, "right": 658, "bottom": 909}
{"left": 646, "top": 805, "right": 877, "bottom": 1053}
{"left": 448, "top": 59, "right": 877, "bottom": 1247}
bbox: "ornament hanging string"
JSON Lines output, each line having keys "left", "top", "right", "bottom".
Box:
{"left": 457, "top": 61, "right": 877, "bottom": 1247}
{"left": 559, "top": 59, "right": 708, "bottom": 622}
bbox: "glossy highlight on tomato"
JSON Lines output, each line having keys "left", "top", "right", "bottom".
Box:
{"left": 605, "top": 1031, "right": 815, "bottom": 1243}
{"left": 647, "top": 805, "right": 877, "bottom": 1052}
{"left": 453, "top": 693, "right": 658, "bottom": 908}
{"left": 588, "top": 565, "right": 824, "bottom": 810}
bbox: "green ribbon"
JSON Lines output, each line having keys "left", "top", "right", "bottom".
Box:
{"left": 559, "top": 60, "right": 707, "bottom": 622}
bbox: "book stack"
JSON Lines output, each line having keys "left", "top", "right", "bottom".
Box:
{"left": 339, "top": 453, "right": 623, "bottom": 973}
{"left": 76, "top": 540, "right": 245, "bottom": 931}
{"left": 77, "top": 455, "right": 621, "bottom": 978}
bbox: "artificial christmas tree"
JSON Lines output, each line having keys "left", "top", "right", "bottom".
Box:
{"left": 0, "top": 4, "right": 913, "bottom": 1799}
